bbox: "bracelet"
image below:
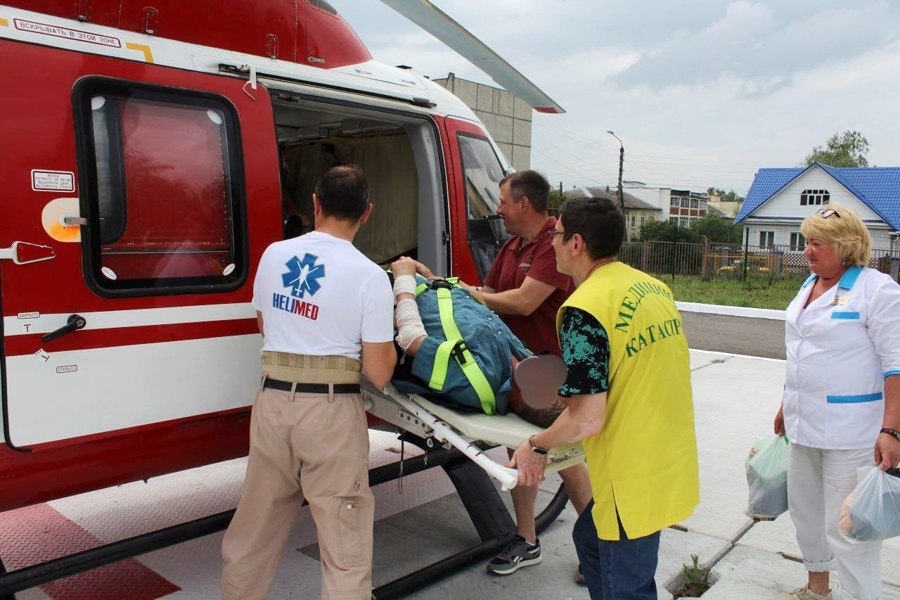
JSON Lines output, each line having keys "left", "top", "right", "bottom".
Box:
{"left": 528, "top": 435, "right": 549, "bottom": 456}
{"left": 880, "top": 428, "right": 900, "bottom": 442}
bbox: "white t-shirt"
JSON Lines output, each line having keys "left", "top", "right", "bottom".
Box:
{"left": 252, "top": 231, "right": 394, "bottom": 360}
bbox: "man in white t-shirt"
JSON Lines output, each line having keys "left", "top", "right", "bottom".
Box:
{"left": 222, "top": 165, "right": 396, "bottom": 600}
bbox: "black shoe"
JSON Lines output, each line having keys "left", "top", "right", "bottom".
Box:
{"left": 486, "top": 536, "right": 542, "bottom": 575}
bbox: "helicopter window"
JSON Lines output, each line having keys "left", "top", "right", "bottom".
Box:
{"left": 74, "top": 79, "right": 247, "bottom": 297}
{"left": 457, "top": 134, "right": 508, "bottom": 280}
{"left": 307, "top": 0, "right": 338, "bottom": 16}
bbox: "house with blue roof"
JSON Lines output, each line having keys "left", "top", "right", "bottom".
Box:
{"left": 734, "top": 163, "right": 900, "bottom": 252}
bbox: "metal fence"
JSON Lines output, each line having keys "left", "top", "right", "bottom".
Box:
{"left": 619, "top": 241, "right": 900, "bottom": 282}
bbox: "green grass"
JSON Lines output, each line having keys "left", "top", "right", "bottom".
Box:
{"left": 657, "top": 275, "right": 801, "bottom": 310}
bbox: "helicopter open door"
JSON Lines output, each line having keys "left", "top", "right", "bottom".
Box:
{"left": 0, "top": 39, "right": 279, "bottom": 450}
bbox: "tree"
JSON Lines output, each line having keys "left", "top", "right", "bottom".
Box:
{"left": 547, "top": 187, "right": 565, "bottom": 214}
{"left": 689, "top": 214, "right": 743, "bottom": 244}
{"left": 706, "top": 187, "right": 744, "bottom": 203}
{"left": 639, "top": 219, "right": 699, "bottom": 243}
{"left": 803, "top": 130, "right": 870, "bottom": 167}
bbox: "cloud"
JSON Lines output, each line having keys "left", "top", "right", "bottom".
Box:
{"left": 331, "top": 0, "right": 900, "bottom": 193}
{"left": 613, "top": 1, "right": 900, "bottom": 94}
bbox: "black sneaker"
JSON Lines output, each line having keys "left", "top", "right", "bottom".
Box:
{"left": 486, "top": 536, "right": 542, "bottom": 575}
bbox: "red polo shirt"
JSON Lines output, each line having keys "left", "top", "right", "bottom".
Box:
{"left": 484, "top": 217, "right": 574, "bottom": 356}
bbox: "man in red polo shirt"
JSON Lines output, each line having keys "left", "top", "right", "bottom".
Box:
{"left": 463, "top": 170, "right": 592, "bottom": 580}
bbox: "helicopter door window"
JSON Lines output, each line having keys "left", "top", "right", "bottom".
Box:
{"left": 457, "top": 134, "right": 508, "bottom": 280}
{"left": 74, "top": 79, "right": 247, "bottom": 296}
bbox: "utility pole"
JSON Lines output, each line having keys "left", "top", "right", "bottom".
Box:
{"left": 607, "top": 130, "right": 625, "bottom": 213}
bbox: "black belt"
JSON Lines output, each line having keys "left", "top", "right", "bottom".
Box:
{"left": 263, "top": 378, "right": 360, "bottom": 394}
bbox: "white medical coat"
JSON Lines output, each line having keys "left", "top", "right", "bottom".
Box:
{"left": 783, "top": 266, "right": 900, "bottom": 449}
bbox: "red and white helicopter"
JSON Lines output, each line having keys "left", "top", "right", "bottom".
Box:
{"left": 0, "top": 0, "right": 566, "bottom": 592}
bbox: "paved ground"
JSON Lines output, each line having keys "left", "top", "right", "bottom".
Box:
{"left": 680, "top": 311, "right": 786, "bottom": 360}
{"left": 3, "top": 309, "right": 898, "bottom": 599}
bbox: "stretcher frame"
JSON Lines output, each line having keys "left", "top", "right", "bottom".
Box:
{"left": 364, "top": 382, "right": 585, "bottom": 491}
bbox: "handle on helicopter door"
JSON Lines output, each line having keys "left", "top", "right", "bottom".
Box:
{"left": 42, "top": 314, "right": 87, "bottom": 343}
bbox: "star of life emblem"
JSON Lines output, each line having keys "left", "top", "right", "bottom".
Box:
{"left": 282, "top": 253, "right": 325, "bottom": 298}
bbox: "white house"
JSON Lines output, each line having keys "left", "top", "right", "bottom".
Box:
{"left": 735, "top": 163, "right": 900, "bottom": 251}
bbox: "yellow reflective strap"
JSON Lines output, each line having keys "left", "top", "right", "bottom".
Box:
{"left": 429, "top": 339, "right": 456, "bottom": 391}
{"left": 456, "top": 346, "right": 496, "bottom": 415}
{"left": 436, "top": 288, "right": 463, "bottom": 341}
{"left": 428, "top": 287, "right": 461, "bottom": 390}
{"left": 415, "top": 282, "right": 429, "bottom": 296}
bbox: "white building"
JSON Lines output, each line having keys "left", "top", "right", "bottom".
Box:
{"left": 735, "top": 163, "right": 900, "bottom": 251}
{"left": 622, "top": 181, "right": 709, "bottom": 227}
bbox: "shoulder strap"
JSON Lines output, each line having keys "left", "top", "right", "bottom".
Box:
{"left": 427, "top": 286, "right": 496, "bottom": 415}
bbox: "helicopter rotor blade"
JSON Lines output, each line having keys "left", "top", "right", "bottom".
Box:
{"left": 379, "top": 0, "right": 565, "bottom": 114}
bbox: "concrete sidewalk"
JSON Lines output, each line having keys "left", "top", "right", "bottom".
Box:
{"left": 412, "top": 349, "right": 900, "bottom": 599}
{"left": 9, "top": 349, "right": 899, "bottom": 599}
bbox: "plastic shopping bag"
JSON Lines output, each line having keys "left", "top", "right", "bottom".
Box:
{"left": 839, "top": 466, "right": 900, "bottom": 543}
{"left": 745, "top": 434, "right": 790, "bottom": 520}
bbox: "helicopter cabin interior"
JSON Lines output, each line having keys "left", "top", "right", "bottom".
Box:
{"left": 271, "top": 89, "right": 448, "bottom": 274}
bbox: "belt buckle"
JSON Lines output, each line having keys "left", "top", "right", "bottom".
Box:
{"left": 430, "top": 278, "right": 454, "bottom": 291}
{"left": 450, "top": 340, "right": 468, "bottom": 364}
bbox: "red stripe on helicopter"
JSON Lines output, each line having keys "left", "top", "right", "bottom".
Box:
{"left": 0, "top": 503, "right": 180, "bottom": 599}
{"left": 3, "top": 318, "right": 259, "bottom": 356}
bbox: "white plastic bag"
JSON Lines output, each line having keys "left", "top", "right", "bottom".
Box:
{"left": 745, "top": 434, "right": 790, "bottom": 520}
{"left": 839, "top": 466, "right": 900, "bottom": 543}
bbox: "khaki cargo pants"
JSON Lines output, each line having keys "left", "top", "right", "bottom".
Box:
{"left": 221, "top": 385, "right": 373, "bottom": 600}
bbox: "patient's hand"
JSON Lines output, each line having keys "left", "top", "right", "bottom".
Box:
{"left": 391, "top": 257, "right": 418, "bottom": 277}
{"left": 414, "top": 260, "right": 436, "bottom": 279}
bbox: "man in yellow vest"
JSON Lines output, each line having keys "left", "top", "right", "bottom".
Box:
{"left": 509, "top": 197, "right": 700, "bottom": 599}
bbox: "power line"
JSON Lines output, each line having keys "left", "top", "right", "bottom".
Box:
{"left": 530, "top": 147, "right": 610, "bottom": 187}
{"left": 534, "top": 120, "right": 763, "bottom": 171}
{"left": 532, "top": 131, "right": 619, "bottom": 179}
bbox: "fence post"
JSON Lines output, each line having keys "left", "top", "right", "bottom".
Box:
{"left": 670, "top": 231, "right": 678, "bottom": 282}
{"left": 642, "top": 241, "right": 649, "bottom": 272}
{"left": 742, "top": 228, "right": 750, "bottom": 282}
{"left": 702, "top": 238, "right": 710, "bottom": 281}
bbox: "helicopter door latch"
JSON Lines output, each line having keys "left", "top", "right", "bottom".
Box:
{"left": 42, "top": 314, "right": 87, "bottom": 343}
{"left": 0, "top": 241, "right": 56, "bottom": 265}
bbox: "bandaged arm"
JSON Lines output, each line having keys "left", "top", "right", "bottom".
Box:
{"left": 393, "top": 275, "right": 427, "bottom": 355}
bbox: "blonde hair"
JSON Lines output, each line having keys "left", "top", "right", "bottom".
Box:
{"left": 800, "top": 203, "right": 872, "bottom": 266}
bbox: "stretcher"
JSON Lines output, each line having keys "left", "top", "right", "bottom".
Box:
{"left": 363, "top": 381, "right": 585, "bottom": 491}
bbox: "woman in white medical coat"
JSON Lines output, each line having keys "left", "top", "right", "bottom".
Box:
{"left": 774, "top": 205, "right": 900, "bottom": 600}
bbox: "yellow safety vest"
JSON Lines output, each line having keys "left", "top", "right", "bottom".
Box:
{"left": 558, "top": 261, "right": 699, "bottom": 540}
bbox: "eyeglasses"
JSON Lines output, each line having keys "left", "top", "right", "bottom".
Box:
{"left": 816, "top": 208, "right": 840, "bottom": 219}
{"left": 547, "top": 230, "right": 572, "bottom": 243}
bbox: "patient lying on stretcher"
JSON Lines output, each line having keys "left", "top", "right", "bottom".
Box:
{"left": 390, "top": 257, "right": 564, "bottom": 427}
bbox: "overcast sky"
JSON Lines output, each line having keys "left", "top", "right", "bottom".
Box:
{"left": 330, "top": 0, "right": 900, "bottom": 196}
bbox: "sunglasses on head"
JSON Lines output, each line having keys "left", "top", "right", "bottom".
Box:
{"left": 816, "top": 208, "right": 840, "bottom": 219}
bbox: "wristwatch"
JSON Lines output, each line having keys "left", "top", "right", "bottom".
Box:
{"left": 880, "top": 428, "right": 900, "bottom": 442}
{"left": 528, "top": 435, "right": 549, "bottom": 456}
